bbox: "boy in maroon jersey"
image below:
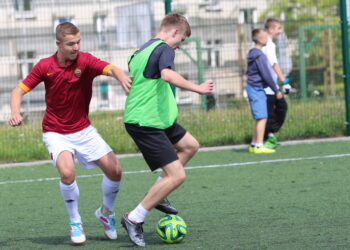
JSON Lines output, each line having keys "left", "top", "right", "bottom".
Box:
{"left": 8, "top": 22, "right": 132, "bottom": 245}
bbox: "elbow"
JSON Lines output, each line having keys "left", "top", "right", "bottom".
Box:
{"left": 161, "top": 73, "right": 170, "bottom": 83}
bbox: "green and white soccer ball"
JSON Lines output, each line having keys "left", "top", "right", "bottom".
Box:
{"left": 156, "top": 214, "right": 187, "bottom": 243}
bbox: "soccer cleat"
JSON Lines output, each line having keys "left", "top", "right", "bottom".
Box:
{"left": 95, "top": 206, "right": 117, "bottom": 240}
{"left": 264, "top": 136, "right": 278, "bottom": 149}
{"left": 121, "top": 213, "right": 145, "bottom": 247}
{"left": 155, "top": 198, "right": 178, "bottom": 215}
{"left": 254, "top": 146, "right": 276, "bottom": 154}
{"left": 69, "top": 222, "right": 86, "bottom": 245}
{"left": 248, "top": 145, "right": 255, "bottom": 153}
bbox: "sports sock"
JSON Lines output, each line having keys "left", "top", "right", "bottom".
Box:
{"left": 251, "top": 142, "right": 256, "bottom": 147}
{"left": 268, "top": 133, "right": 275, "bottom": 138}
{"left": 60, "top": 180, "right": 81, "bottom": 223}
{"left": 256, "top": 143, "right": 263, "bottom": 148}
{"left": 102, "top": 175, "right": 120, "bottom": 213}
{"left": 128, "top": 204, "right": 149, "bottom": 223}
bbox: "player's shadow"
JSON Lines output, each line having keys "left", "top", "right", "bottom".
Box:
{"left": 232, "top": 148, "right": 250, "bottom": 153}
{"left": 24, "top": 232, "right": 166, "bottom": 248}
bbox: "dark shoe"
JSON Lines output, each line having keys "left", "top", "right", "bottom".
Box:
{"left": 155, "top": 198, "right": 178, "bottom": 214}
{"left": 121, "top": 213, "right": 145, "bottom": 247}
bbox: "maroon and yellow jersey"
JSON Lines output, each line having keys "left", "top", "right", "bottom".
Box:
{"left": 19, "top": 51, "right": 112, "bottom": 134}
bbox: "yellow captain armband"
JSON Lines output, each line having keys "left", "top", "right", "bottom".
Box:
{"left": 18, "top": 82, "right": 31, "bottom": 92}
{"left": 102, "top": 64, "right": 114, "bottom": 76}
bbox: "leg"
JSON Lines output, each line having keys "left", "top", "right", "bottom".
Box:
{"left": 264, "top": 94, "right": 277, "bottom": 139}
{"left": 274, "top": 97, "right": 288, "bottom": 132}
{"left": 155, "top": 132, "right": 199, "bottom": 214}
{"left": 174, "top": 132, "right": 200, "bottom": 165}
{"left": 56, "top": 151, "right": 86, "bottom": 244}
{"left": 255, "top": 118, "right": 267, "bottom": 145}
{"left": 121, "top": 160, "right": 185, "bottom": 247}
{"left": 142, "top": 160, "right": 185, "bottom": 211}
{"left": 94, "top": 152, "right": 122, "bottom": 240}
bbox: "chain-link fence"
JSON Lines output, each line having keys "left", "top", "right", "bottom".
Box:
{"left": 0, "top": 0, "right": 345, "bottom": 162}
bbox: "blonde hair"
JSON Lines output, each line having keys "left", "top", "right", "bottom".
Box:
{"left": 160, "top": 13, "right": 191, "bottom": 37}
{"left": 56, "top": 22, "right": 80, "bottom": 41}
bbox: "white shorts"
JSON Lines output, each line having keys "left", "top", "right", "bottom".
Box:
{"left": 42, "top": 125, "right": 113, "bottom": 169}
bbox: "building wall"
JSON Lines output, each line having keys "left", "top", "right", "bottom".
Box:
{"left": 0, "top": 0, "right": 268, "bottom": 121}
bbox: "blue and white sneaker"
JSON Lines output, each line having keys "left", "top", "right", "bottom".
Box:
{"left": 95, "top": 207, "right": 117, "bottom": 240}
{"left": 69, "top": 222, "right": 86, "bottom": 245}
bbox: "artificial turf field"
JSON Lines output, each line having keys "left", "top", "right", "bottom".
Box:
{"left": 1, "top": 139, "right": 350, "bottom": 249}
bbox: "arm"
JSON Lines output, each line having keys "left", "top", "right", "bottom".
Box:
{"left": 272, "top": 63, "right": 286, "bottom": 82}
{"left": 256, "top": 55, "right": 280, "bottom": 94}
{"left": 161, "top": 68, "right": 214, "bottom": 95}
{"left": 107, "top": 65, "right": 132, "bottom": 95}
{"left": 8, "top": 86, "right": 27, "bottom": 126}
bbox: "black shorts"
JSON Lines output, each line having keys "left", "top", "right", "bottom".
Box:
{"left": 124, "top": 122, "right": 187, "bottom": 171}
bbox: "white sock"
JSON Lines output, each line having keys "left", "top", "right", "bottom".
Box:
{"left": 60, "top": 180, "right": 81, "bottom": 223}
{"left": 128, "top": 204, "right": 149, "bottom": 223}
{"left": 268, "top": 133, "right": 274, "bottom": 138}
{"left": 102, "top": 175, "right": 120, "bottom": 212}
{"left": 256, "top": 143, "right": 263, "bottom": 148}
{"left": 251, "top": 142, "right": 256, "bottom": 146}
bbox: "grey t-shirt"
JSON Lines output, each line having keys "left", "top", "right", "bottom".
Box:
{"left": 136, "top": 38, "right": 175, "bottom": 79}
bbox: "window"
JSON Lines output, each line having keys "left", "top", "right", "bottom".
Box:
{"left": 94, "top": 15, "right": 107, "bottom": 48}
{"left": 18, "top": 51, "right": 35, "bottom": 79}
{"left": 239, "top": 8, "right": 257, "bottom": 24}
{"left": 100, "top": 82, "right": 109, "bottom": 100}
{"left": 54, "top": 17, "right": 75, "bottom": 31}
{"left": 15, "top": 0, "right": 32, "bottom": 11}
{"left": 206, "top": 39, "right": 222, "bottom": 67}
{"left": 199, "top": 0, "right": 221, "bottom": 12}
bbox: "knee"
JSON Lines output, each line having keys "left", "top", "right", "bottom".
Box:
{"left": 60, "top": 170, "right": 75, "bottom": 184}
{"left": 106, "top": 164, "right": 122, "bottom": 181}
{"left": 173, "top": 171, "right": 186, "bottom": 187}
{"left": 184, "top": 139, "right": 200, "bottom": 155}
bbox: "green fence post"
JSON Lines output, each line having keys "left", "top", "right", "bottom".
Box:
{"left": 165, "top": 0, "right": 172, "bottom": 14}
{"left": 298, "top": 26, "right": 307, "bottom": 99}
{"left": 340, "top": 0, "right": 350, "bottom": 135}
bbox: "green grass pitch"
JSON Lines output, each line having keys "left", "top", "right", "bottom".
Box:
{"left": 1, "top": 140, "right": 350, "bottom": 249}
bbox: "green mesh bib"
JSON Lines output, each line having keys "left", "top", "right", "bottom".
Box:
{"left": 124, "top": 40, "right": 178, "bottom": 129}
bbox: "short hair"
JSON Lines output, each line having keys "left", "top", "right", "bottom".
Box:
{"left": 264, "top": 18, "right": 281, "bottom": 30}
{"left": 251, "top": 28, "right": 265, "bottom": 43}
{"left": 56, "top": 22, "right": 80, "bottom": 41}
{"left": 160, "top": 13, "right": 191, "bottom": 37}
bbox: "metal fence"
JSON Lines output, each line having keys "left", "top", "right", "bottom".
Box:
{"left": 0, "top": 0, "right": 345, "bottom": 162}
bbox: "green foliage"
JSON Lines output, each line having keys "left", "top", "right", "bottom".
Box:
{"left": 260, "top": 0, "right": 338, "bottom": 36}
{"left": 0, "top": 97, "right": 345, "bottom": 163}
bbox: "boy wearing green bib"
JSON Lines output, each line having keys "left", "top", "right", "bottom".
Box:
{"left": 121, "top": 13, "right": 214, "bottom": 247}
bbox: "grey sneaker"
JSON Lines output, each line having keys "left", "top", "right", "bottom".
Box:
{"left": 121, "top": 213, "right": 145, "bottom": 247}
{"left": 155, "top": 198, "right": 178, "bottom": 215}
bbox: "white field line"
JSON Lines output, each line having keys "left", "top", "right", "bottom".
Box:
{"left": 1, "top": 153, "right": 350, "bottom": 185}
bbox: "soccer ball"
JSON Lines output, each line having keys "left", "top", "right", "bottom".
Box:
{"left": 156, "top": 214, "right": 187, "bottom": 243}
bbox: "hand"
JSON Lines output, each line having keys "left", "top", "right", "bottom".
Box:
{"left": 8, "top": 113, "right": 23, "bottom": 127}
{"left": 282, "top": 83, "right": 291, "bottom": 95}
{"left": 197, "top": 80, "right": 214, "bottom": 95}
{"left": 276, "top": 91, "right": 283, "bottom": 99}
{"left": 281, "top": 78, "right": 291, "bottom": 94}
{"left": 118, "top": 74, "right": 133, "bottom": 95}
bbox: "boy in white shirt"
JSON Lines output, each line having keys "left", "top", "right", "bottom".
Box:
{"left": 262, "top": 18, "right": 291, "bottom": 149}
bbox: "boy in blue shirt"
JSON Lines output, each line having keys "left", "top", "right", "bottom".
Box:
{"left": 246, "top": 29, "right": 283, "bottom": 153}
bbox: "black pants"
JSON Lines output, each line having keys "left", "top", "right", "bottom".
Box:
{"left": 264, "top": 95, "right": 288, "bottom": 140}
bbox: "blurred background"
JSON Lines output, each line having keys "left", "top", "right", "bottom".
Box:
{"left": 0, "top": 0, "right": 345, "bottom": 162}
